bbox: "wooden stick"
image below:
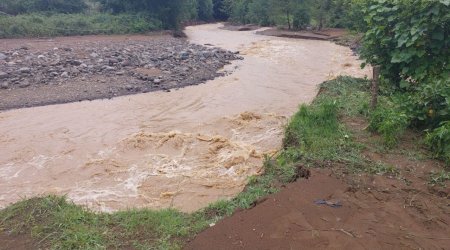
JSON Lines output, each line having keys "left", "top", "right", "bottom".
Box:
{"left": 371, "top": 66, "right": 381, "bottom": 110}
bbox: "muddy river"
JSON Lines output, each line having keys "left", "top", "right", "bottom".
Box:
{"left": 0, "top": 24, "right": 370, "bottom": 212}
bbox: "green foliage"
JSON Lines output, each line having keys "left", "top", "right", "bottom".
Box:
{"left": 0, "top": 0, "right": 88, "bottom": 15}
{"left": 361, "top": 0, "right": 449, "bottom": 86}
{"left": 426, "top": 121, "right": 450, "bottom": 164}
{"left": 429, "top": 170, "right": 450, "bottom": 186}
{"left": 213, "top": 0, "right": 230, "bottom": 20}
{"left": 292, "top": 7, "right": 310, "bottom": 30}
{"left": 0, "top": 13, "right": 162, "bottom": 38}
{"left": 369, "top": 105, "right": 410, "bottom": 148}
{"left": 361, "top": 0, "right": 449, "bottom": 158}
{"left": 197, "top": 0, "right": 214, "bottom": 21}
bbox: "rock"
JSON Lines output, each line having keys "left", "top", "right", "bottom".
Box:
{"left": 0, "top": 53, "right": 7, "bottom": 60}
{"left": 69, "top": 60, "right": 82, "bottom": 66}
{"left": 50, "top": 72, "right": 59, "bottom": 77}
{"left": 121, "top": 60, "right": 131, "bottom": 67}
{"left": 125, "top": 85, "right": 134, "bottom": 91}
{"left": 103, "top": 66, "right": 115, "bottom": 71}
{"left": 153, "top": 78, "right": 162, "bottom": 84}
{"left": 90, "top": 52, "right": 99, "bottom": 58}
{"left": 0, "top": 82, "right": 9, "bottom": 89}
{"left": 19, "top": 67, "right": 31, "bottom": 74}
{"left": 79, "top": 63, "right": 88, "bottom": 68}
{"left": 115, "top": 71, "right": 125, "bottom": 76}
{"left": 37, "top": 55, "right": 46, "bottom": 60}
{"left": 61, "top": 72, "right": 69, "bottom": 78}
{"left": 108, "top": 59, "right": 119, "bottom": 65}
{"left": 12, "top": 52, "right": 19, "bottom": 57}
{"left": 179, "top": 51, "right": 189, "bottom": 60}
{"left": 19, "top": 81, "right": 31, "bottom": 88}
{"left": 0, "top": 72, "right": 9, "bottom": 79}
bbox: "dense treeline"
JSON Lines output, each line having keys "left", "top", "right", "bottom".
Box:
{"left": 0, "top": 0, "right": 366, "bottom": 31}
{"left": 223, "top": 0, "right": 368, "bottom": 31}
{"left": 0, "top": 0, "right": 88, "bottom": 15}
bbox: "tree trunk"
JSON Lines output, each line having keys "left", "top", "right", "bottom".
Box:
{"left": 286, "top": 10, "right": 291, "bottom": 30}
{"left": 371, "top": 66, "right": 381, "bottom": 110}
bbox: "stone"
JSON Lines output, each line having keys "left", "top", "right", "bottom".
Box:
{"left": 125, "top": 85, "right": 134, "bottom": 91}
{"left": 61, "top": 72, "right": 69, "bottom": 78}
{"left": 90, "top": 53, "right": 99, "bottom": 58}
{"left": 0, "top": 82, "right": 9, "bottom": 89}
{"left": 153, "top": 78, "right": 162, "bottom": 84}
{"left": 108, "top": 59, "right": 119, "bottom": 65}
{"left": 19, "top": 67, "right": 31, "bottom": 74}
{"left": 19, "top": 81, "right": 31, "bottom": 88}
{"left": 37, "top": 55, "right": 46, "bottom": 60}
{"left": 0, "top": 72, "right": 8, "bottom": 79}
{"left": 179, "top": 51, "right": 190, "bottom": 60}
{"left": 0, "top": 53, "right": 7, "bottom": 60}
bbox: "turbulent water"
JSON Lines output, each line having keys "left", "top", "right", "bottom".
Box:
{"left": 0, "top": 24, "right": 370, "bottom": 212}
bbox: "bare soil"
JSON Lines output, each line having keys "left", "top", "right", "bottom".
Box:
{"left": 185, "top": 118, "right": 450, "bottom": 250}
{"left": 256, "top": 28, "right": 348, "bottom": 41}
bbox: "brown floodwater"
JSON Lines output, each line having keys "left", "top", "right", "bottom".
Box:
{"left": 0, "top": 24, "right": 371, "bottom": 212}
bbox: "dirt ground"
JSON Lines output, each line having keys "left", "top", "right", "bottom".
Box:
{"left": 185, "top": 118, "right": 450, "bottom": 250}
{"left": 256, "top": 28, "right": 348, "bottom": 41}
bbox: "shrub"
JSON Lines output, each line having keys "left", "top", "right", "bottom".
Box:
{"left": 369, "top": 105, "right": 410, "bottom": 148}
{"left": 292, "top": 7, "right": 310, "bottom": 30}
{"left": 426, "top": 121, "right": 450, "bottom": 164}
{"left": 0, "top": 13, "right": 162, "bottom": 38}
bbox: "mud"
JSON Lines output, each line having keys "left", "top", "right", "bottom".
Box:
{"left": 0, "top": 24, "right": 370, "bottom": 212}
{"left": 186, "top": 118, "right": 450, "bottom": 250}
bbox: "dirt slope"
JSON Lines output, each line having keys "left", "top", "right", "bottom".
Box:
{"left": 186, "top": 169, "right": 450, "bottom": 250}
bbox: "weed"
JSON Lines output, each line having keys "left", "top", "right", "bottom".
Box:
{"left": 429, "top": 171, "right": 450, "bottom": 187}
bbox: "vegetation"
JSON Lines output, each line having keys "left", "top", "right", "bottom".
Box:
{"left": 0, "top": 0, "right": 88, "bottom": 15}
{"left": 361, "top": 0, "right": 449, "bottom": 163}
{"left": 0, "top": 13, "right": 162, "bottom": 38}
{"left": 224, "top": 0, "right": 369, "bottom": 30}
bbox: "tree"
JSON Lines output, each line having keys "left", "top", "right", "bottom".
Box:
{"left": 311, "top": 0, "right": 332, "bottom": 30}
{"left": 212, "top": 0, "right": 230, "bottom": 20}
{"left": 197, "top": 0, "right": 213, "bottom": 21}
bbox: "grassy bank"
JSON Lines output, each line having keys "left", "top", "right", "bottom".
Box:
{"left": 0, "top": 13, "right": 163, "bottom": 38}
{"left": 1, "top": 76, "right": 447, "bottom": 249}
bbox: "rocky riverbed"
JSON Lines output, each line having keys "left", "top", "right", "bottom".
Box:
{"left": 0, "top": 35, "right": 241, "bottom": 110}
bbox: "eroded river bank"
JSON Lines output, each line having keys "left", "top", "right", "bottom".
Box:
{"left": 0, "top": 24, "right": 370, "bottom": 212}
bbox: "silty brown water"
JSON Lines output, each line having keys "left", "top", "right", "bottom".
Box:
{"left": 0, "top": 24, "right": 371, "bottom": 212}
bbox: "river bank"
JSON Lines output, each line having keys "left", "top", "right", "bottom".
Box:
{"left": 0, "top": 34, "right": 241, "bottom": 110}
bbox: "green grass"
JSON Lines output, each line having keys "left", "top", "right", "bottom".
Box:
{"left": 429, "top": 170, "right": 450, "bottom": 187}
{"left": 0, "top": 13, "right": 163, "bottom": 38}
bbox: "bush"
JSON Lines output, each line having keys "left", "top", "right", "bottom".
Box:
{"left": 361, "top": 0, "right": 449, "bottom": 87}
{"left": 0, "top": 0, "right": 88, "bottom": 15}
{"left": 0, "top": 13, "right": 163, "bottom": 38}
{"left": 361, "top": 0, "right": 449, "bottom": 158}
{"left": 292, "top": 8, "right": 310, "bottom": 30}
{"left": 426, "top": 121, "right": 450, "bottom": 164}
{"left": 369, "top": 105, "right": 410, "bottom": 148}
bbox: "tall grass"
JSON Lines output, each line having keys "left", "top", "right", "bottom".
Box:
{"left": 0, "top": 13, "right": 163, "bottom": 38}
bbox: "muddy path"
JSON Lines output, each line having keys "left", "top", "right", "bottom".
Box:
{"left": 0, "top": 24, "right": 370, "bottom": 212}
